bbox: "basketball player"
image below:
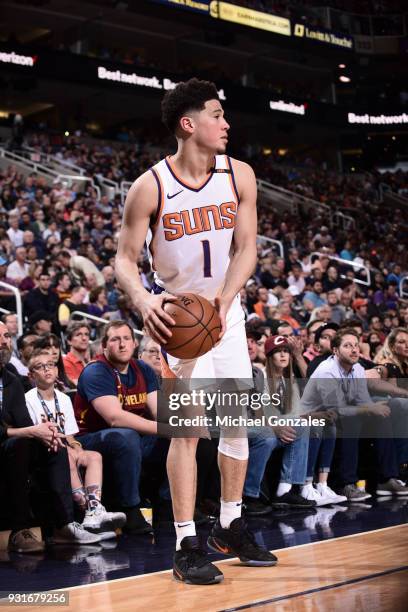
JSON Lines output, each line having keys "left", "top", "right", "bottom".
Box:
{"left": 116, "top": 78, "right": 277, "bottom": 584}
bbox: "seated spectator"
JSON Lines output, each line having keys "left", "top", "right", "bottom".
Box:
{"left": 306, "top": 323, "right": 339, "bottom": 376}
{"left": 253, "top": 286, "right": 277, "bottom": 320}
{"left": 3, "top": 312, "right": 19, "bottom": 357}
{"left": 303, "top": 279, "right": 326, "bottom": 308}
{"left": 53, "top": 271, "right": 72, "bottom": 302}
{"left": 58, "top": 286, "right": 88, "bottom": 329}
{"left": 34, "top": 333, "right": 75, "bottom": 391}
{"left": 63, "top": 321, "right": 91, "bottom": 386}
{"left": 0, "top": 322, "right": 100, "bottom": 551}
{"left": 58, "top": 250, "right": 105, "bottom": 288}
{"left": 27, "top": 311, "right": 53, "bottom": 337}
{"left": 24, "top": 272, "right": 59, "bottom": 319}
{"left": 339, "top": 319, "right": 371, "bottom": 364}
{"left": 243, "top": 334, "right": 315, "bottom": 515}
{"left": 87, "top": 287, "right": 110, "bottom": 319}
{"left": 375, "top": 326, "right": 407, "bottom": 384}
{"left": 275, "top": 321, "right": 307, "bottom": 378}
{"left": 327, "top": 290, "right": 344, "bottom": 325}
{"left": 303, "top": 319, "right": 325, "bottom": 363}
{"left": 287, "top": 263, "right": 305, "bottom": 294}
{"left": 138, "top": 335, "right": 161, "bottom": 377}
{"left": 7, "top": 215, "right": 24, "bottom": 248}
{"left": 10, "top": 333, "right": 38, "bottom": 376}
{"left": 108, "top": 293, "right": 143, "bottom": 332}
{"left": 277, "top": 299, "right": 300, "bottom": 330}
{"left": 6, "top": 246, "right": 29, "bottom": 285}
{"left": 26, "top": 349, "right": 125, "bottom": 535}
{"left": 301, "top": 328, "right": 408, "bottom": 500}
{"left": 74, "top": 321, "right": 163, "bottom": 534}
{"left": 352, "top": 298, "right": 369, "bottom": 331}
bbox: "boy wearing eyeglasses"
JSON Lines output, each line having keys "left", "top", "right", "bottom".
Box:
{"left": 25, "top": 349, "right": 126, "bottom": 534}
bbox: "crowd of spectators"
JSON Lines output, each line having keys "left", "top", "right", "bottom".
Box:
{"left": 0, "top": 132, "right": 407, "bottom": 557}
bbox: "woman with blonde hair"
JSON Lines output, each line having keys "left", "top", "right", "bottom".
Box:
{"left": 375, "top": 327, "right": 408, "bottom": 387}
{"left": 375, "top": 327, "right": 408, "bottom": 468}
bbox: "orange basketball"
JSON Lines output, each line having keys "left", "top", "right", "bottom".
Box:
{"left": 162, "top": 293, "right": 221, "bottom": 359}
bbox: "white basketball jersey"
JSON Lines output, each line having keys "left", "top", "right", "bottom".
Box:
{"left": 146, "top": 155, "right": 239, "bottom": 301}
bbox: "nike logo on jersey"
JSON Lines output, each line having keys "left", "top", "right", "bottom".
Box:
{"left": 167, "top": 190, "right": 183, "bottom": 199}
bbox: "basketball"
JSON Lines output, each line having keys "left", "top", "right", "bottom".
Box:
{"left": 162, "top": 293, "right": 221, "bottom": 359}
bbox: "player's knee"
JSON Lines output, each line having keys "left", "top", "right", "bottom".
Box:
{"left": 218, "top": 437, "right": 249, "bottom": 460}
{"left": 171, "top": 437, "right": 199, "bottom": 448}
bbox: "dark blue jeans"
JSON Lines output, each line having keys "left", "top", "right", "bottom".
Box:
{"left": 244, "top": 428, "right": 309, "bottom": 498}
{"left": 77, "top": 428, "right": 169, "bottom": 508}
{"left": 306, "top": 423, "right": 336, "bottom": 480}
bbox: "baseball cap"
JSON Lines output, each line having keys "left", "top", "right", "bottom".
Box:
{"left": 265, "top": 335, "right": 291, "bottom": 357}
{"left": 352, "top": 298, "right": 368, "bottom": 310}
{"left": 315, "top": 322, "right": 339, "bottom": 344}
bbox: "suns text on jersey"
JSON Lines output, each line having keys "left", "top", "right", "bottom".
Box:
{"left": 162, "top": 201, "right": 237, "bottom": 241}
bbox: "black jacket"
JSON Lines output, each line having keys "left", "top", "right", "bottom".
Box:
{"left": 0, "top": 367, "right": 32, "bottom": 443}
{"left": 24, "top": 288, "right": 59, "bottom": 318}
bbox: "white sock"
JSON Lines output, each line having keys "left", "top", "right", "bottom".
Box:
{"left": 276, "top": 482, "right": 291, "bottom": 497}
{"left": 174, "top": 520, "right": 196, "bottom": 551}
{"left": 220, "top": 499, "right": 242, "bottom": 528}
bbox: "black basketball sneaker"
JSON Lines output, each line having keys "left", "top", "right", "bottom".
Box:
{"left": 207, "top": 517, "right": 278, "bottom": 566}
{"left": 173, "top": 536, "right": 224, "bottom": 585}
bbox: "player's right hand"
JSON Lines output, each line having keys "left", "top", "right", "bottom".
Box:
{"left": 139, "top": 292, "right": 177, "bottom": 344}
{"left": 368, "top": 401, "right": 391, "bottom": 418}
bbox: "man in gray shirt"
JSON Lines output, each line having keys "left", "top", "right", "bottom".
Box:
{"left": 301, "top": 328, "right": 407, "bottom": 500}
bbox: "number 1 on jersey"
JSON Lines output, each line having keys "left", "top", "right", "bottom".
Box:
{"left": 201, "top": 240, "right": 212, "bottom": 277}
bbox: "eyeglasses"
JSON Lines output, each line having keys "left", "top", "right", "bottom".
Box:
{"left": 143, "top": 349, "right": 160, "bottom": 356}
{"left": 32, "top": 362, "right": 56, "bottom": 372}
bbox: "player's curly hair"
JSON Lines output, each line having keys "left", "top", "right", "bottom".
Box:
{"left": 161, "top": 78, "right": 219, "bottom": 134}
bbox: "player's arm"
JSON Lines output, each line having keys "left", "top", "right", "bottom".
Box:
{"left": 216, "top": 159, "right": 257, "bottom": 334}
{"left": 91, "top": 395, "right": 158, "bottom": 435}
{"left": 115, "top": 172, "right": 176, "bottom": 343}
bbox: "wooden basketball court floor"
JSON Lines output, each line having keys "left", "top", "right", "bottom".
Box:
{"left": 18, "top": 523, "right": 408, "bottom": 612}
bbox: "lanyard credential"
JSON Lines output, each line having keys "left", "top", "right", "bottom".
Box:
{"left": 37, "top": 390, "right": 66, "bottom": 434}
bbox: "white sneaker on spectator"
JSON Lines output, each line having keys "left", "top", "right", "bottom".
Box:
{"left": 301, "top": 484, "right": 331, "bottom": 506}
{"left": 83, "top": 505, "right": 126, "bottom": 531}
{"left": 316, "top": 483, "right": 347, "bottom": 504}
{"left": 52, "top": 522, "right": 102, "bottom": 545}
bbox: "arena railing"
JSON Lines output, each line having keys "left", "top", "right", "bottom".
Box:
{"left": 256, "top": 234, "right": 284, "bottom": 259}
{"left": 257, "top": 179, "right": 332, "bottom": 220}
{"left": 26, "top": 148, "right": 120, "bottom": 200}
{"left": 70, "top": 310, "right": 144, "bottom": 337}
{"left": 121, "top": 181, "right": 133, "bottom": 208}
{"left": 332, "top": 211, "right": 356, "bottom": 230}
{"left": 21, "top": 146, "right": 86, "bottom": 177}
{"left": 311, "top": 252, "right": 371, "bottom": 287}
{"left": 0, "top": 282, "right": 23, "bottom": 336}
{"left": 0, "top": 148, "right": 102, "bottom": 200}
{"left": 399, "top": 276, "right": 408, "bottom": 299}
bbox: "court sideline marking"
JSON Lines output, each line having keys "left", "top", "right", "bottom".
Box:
{"left": 57, "top": 522, "right": 408, "bottom": 593}
{"left": 218, "top": 565, "right": 408, "bottom": 611}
